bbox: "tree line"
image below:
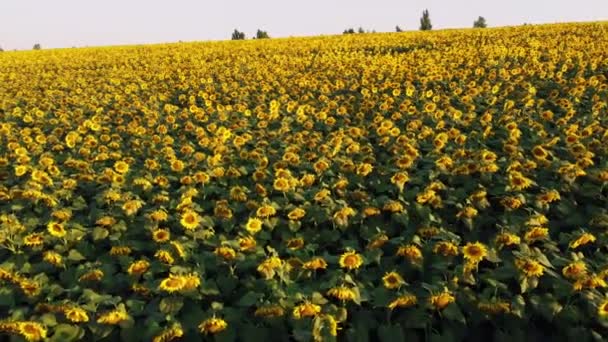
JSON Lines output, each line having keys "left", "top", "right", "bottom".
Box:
{"left": 0, "top": 10, "right": 489, "bottom": 50}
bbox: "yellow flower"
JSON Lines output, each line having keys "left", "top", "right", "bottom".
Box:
{"left": 23, "top": 233, "right": 44, "bottom": 247}
{"left": 382, "top": 271, "right": 405, "bottom": 289}
{"left": 18, "top": 322, "right": 47, "bottom": 341}
{"left": 327, "top": 286, "right": 357, "bottom": 302}
{"left": 462, "top": 242, "right": 488, "bottom": 263}
{"left": 215, "top": 246, "right": 237, "bottom": 261}
{"left": 495, "top": 232, "right": 520, "bottom": 248}
{"left": 97, "top": 308, "right": 129, "bottom": 325}
{"left": 180, "top": 210, "right": 200, "bottom": 230}
{"left": 598, "top": 300, "right": 608, "bottom": 317}
{"left": 397, "top": 244, "right": 423, "bottom": 264}
{"left": 302, "top": 257, "right": 328, "bottom": 271}
{"left": 287, "top": 207, "right": 306, "bottom": 221}
{"left": 338, "top": 251, "right": 363, "bottom": 270}
{"left": 159, "top": 274, "right": 186, "bottom": 293}
{"left": 152, "top": 228, "right": 171, "bottom": 243}
{"left": 152, "top": 325, "right": 184, "bottom": 342}
{"left": 47, "top": 221, "right": 66, "bottom": 238}
{"left": 182, "top": 273, "right": 201, "bottom": 291}
{"left": 79, "top": 269, "right": 104, "bottom": 282}
{"left": 478, "top": 301, "right": 511, "bottom": 315}
{"left": 64, "top": 307, "right": 89, "bottom": 323}
{"left": 15, "top": 165, "right": 29, "bottom": 177}
{"left": 127, "top": 260, "right": 150, "bottom": 276}
{"left": 390, "top": 172, "right": 409, "bottom": 191}
{"left": 198, "top": 317, "right": 228, "bottom": 334}
{"left": 238, "top": 235, "right": 257, "bottom": 252}
{"left": 562, "top": 261, "right": 587, "bottom": 279}
{"left": 256, "top": 205, "right": 276, "bottom": 218}
{"left": 569, "top": 233, "right": 596, "bottom": 249}
{"left": 254, "top": 305, "right": 285, "bottom": 318}
{"left": 430, "top": 291, "right": 455, "bottom": 310}
{"left": 293, "top": 302, "right": 321, "bottom": 319}
{"left": 273, "top": 177, "right": 291, "bottom": 192}
{"left": 433, "top": 241, "right": 459, "bottom": 257}
{"left": 257, "top": 256, "right": 283, "bottom": 279}
{"left": 113, "top": 160, "right": 130, "bottom": 174}
{"left": 515, "top": 258, "right": 544, "bottom": 277}
{"left": 122, "top": 199, "right": 143, "bottom": 216}
{"left": 388, "top": 295, "right": 417, "bottom": 310}
{"left": 155, "top": 250, "right": 175, "bottom": 264}
{"left": 42, "top": 251, "right": 62, "bottom": 266}
{"left": 245, "top": 217, "right": 263, "bottom": 234}
{"left": 524, "top": 227, "right": 549, "bottom": 243}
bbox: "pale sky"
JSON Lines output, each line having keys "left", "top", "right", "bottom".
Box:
{"left": 0, "top": 0, "right": 606, "bottom": 50}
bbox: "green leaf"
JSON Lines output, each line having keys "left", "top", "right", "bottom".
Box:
{"left": 236, "top": 292, "right": 260, "bottom": 307}
{"left": 67, "top": 249, "right": 86, "bottom": 262}
{"left": 159, "top": 297, "right": 184, "bottom": 315}
{"left": 49, "top": 324, "right": 84, "bottom": 342}
{"left": 91, "top": 227, "right": 109, "bottom": 241}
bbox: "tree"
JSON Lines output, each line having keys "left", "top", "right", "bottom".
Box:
{"left": 231, "top": 29, "right": 245, "bottom": 40}
{"left": 473, "top": 16, "right": 487, "bottom": 28}
{"left": 33, "top": 43, "right": 41, "bottom": 50}
{"left": 343, "top": 28, "right": 355, "bottom": 34}
{"left": 396, "top": 25, "right": 403, "bottom": 32}
{"left": 419, "top": 9, "right": 432, "bottom": 31}
{"left": 255, "top": 29, "right": 270, "bottom": 39}
{"left": 357, "top": 27, "right": 365, "bottom": 34}
{"left": 0, "top": 46, "right": 3, "bottom": 52}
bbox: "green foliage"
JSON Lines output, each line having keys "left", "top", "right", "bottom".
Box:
{"left": 231, "top": 29, "right": 245, "bottom": 40}
{"left": 255, "top": 29, "right": 270, "bottom": 39}
{"left": 419, "top": 9, "right": 432, "bottom": 31}
{"left": 474, "top": 16, "right": 488, "bottom": 28}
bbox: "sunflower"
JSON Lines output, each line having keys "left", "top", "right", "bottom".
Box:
{"left": 215, "top": 246, "right": 237, "bottom": 261}
{"left": 397, "top": 244, "right": 423, "bottom": 264}
{"left": 495, "top": 232, "right": 520, "bottom": 248}
{"left": 273, "top": 177, "right": 291, "bottom": 192}
{"left": 122, "top": 199, "right": 143, "bottom": 216}
{"left": 382, "top": 271, "right": 405, "bottom": 289}
{"left": 478, "top": 301, "right": 511, "bottom": 315}
{"left": 562, "top": 261, "right": 587, "bottom": 279}
{"left": 109, "top": 246, "right": 132, "bottom": 256}
{"left": 531, "top": 145, "right": 549, "bottom": 159}
{"left": 254, "top": 305, "right": 285, "bottom": 318}
{"left": 64, "top": 307, "right": 89, "bottom": 323}
{"left": 155, "top": 250, "right": 175, "bottom": 264}
{"left": 23, "top": 233, "right": 44, "bottom": 247}
{"left": 79, "top": 269, "right": 104, "bottom": 282}
{"left": 47, "top": 221, "right": 66, "bottom": 238}
{"left": 388, "top": 294, "right": 417, "bottom": 310}
{"left": 302, "top": 257, "right": 328, "bottom": 271}
{"left": 327, "top": 286, "right": 357, "bottom": 302}
{"left": 198, "top": 317, "right": 227, "bottom": 334}
{"left": 524, "top": 227, "right": 549, "bottom": 243}
{"left": 433, "top": 241, "right": 459, "bottom": 257}
{"left": 256, "top": 205, "right": 276, "bottom": 218}
{"left": 159, "top": 274, "right": 186, "bottom": 293}
{"left": 152, "top": 325, "right": 184, "bottom": 342}
{"left": 569, "top": 233, "right": 596, "bottom": 249}
{"left": 462, "top": 242, "right": 488, "bottom": 263}
{"left": 286, "top": 237, "right": 305, "bottom": 250}
{"left": 245, "top": 217, "right": 263, "bottom": 235}
{"left": 430, "top": 291, "right": 455, "bottom": 310}
{"left": 180, "top": 210, "right": 200, "bottom": 230}
{"left": 515, "top": 258, "right": 544, "bottom": 277}
{"left": 367, "top": 234, "right": 389, "bottom": 250}
{"left": 182, "top": 273, "right": 201, "bottom": 291}
{"left": 257, "top": 256, "right": 283, "bottom": 279}
{"left": 598, "top": 300, "right": 608, "bottom": 317}
{"left": 18, "top": 322, "right": 47, "bottom": 342}
{"left": 293, "top": 302, "right": 321, "bottom": 319}
{"left": 97, "top": 308, "right": 129, "bottom": 325}
{"left": 152, "top": 228, "right": 171, "bottom": 243}
{"left": 150, "top": 209, "right": 169, "bottom": 222}
{"left": 339, "top": 251, "right": 363, "bottom": 270}
{"left": 113, "top": 160, "right": 129, "bottom": 174}
{"left": 42, "top": 251, "right": 62, "bottom": 266}
{"left": 237, "top": 235, "right": 257, "bottom": 252}
{"left": 127, "top": 260, "right": 150, "bottom": 276}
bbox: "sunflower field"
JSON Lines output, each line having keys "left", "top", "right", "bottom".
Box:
{"left": 1, "top": 21, "right": 608, "bottom": 341}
